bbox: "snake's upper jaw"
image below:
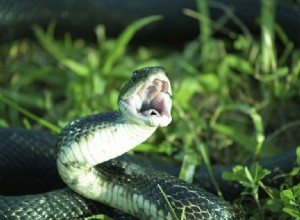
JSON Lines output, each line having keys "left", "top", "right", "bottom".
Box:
{"left": 120, "top": 75, "right": 172, "bottom": 127}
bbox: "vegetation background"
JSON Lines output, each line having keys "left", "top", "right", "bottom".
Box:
{"left": 1, "top": 0, "right": 300, "bottom": 219}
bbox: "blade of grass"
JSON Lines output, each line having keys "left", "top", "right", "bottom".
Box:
{"left": 179, "top": 154, "right": 197, "bottom": 183}
{"left": 34, "top": 22, "right": 67, "bottom": 60}
{"left": 35, "top": 25, "right": 93, "bottom": 77}
{"left": 85, "top": 214, "right": 114, "bottom": 220}
{"left": 196, "top": 0, "right": 213, "bottom": 65}
{"left": 0, "top": 88, "right": 45, "bottom": 108}
{"left": 102, "top": 15, "right": 162, "bottom": 74}
{"left": 174, "top": 102, "right": 223, "bottom": 198}
{"left": 260, "top": 0, "right": 277, "bottom": 72}
{"left": 157, "top": 184, "right": 179, "bottom": 220}
{"left": 210, "top": 104, "right": 265, "bottom": 160}
{"left": 0, "top": 94, "right": 60, "bottom": 133}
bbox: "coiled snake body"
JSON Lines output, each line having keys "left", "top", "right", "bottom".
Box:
{"left": 56, "top": 67, "right": 241, "bottom": 219}
{"left": 0, "top": 67, "right": 243, "bottom": 219}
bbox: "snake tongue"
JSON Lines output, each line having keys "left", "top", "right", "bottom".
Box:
{"left": 141, "top": 109, "right": 159, "bottom": 116}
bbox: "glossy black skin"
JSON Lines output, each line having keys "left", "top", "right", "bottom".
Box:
{"left": 0, "top": 0, "right": 300, "bottom": 46}
{"left": 0, "top": 128, "right": 297, "bottom": 219}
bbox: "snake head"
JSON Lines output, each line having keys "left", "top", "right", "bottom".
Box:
{"left": 119, "top": 66, "right": 172, "bottom": 127}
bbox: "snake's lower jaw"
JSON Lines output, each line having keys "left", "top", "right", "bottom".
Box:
{"left": 149, "top": 113, "right": 172, "bottom": 127}
{"left": 119, "top": 98, "right": 172, "bottom": 127}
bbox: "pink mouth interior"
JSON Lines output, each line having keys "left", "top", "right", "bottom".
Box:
{"left": 124, "top": 79, "right": 171, "bottom": 118}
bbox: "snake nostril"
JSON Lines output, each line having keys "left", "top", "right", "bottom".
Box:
{"left": 150, "top": 110, "right": 157, "bottom": 116}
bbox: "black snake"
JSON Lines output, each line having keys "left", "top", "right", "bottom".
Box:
{"left": 1, "top": 1, "right": 300, "bottom": 219}
{"left": 1, "top": 67, "right": 243, "bottom": 219}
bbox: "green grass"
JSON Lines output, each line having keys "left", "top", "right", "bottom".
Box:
{"left": 1, "top": 0, "right": 300, "bottom": 219}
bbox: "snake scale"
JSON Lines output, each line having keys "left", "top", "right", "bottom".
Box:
{"left": 1, "top": 1, "right": 299, "bottom": 219}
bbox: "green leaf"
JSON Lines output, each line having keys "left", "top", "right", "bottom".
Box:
{"left": 197, "top": 73, "right": 220, "bottom": 92}
{"left": 102, "top": 15, "right": 162, "bottom": 74}
{"left": 210, "top": 122, "right": 256, "bottom": 152}
{"left": 297, "top": 147, "right": 300, "bottom": 165}
{"left": 179, "top": 153, "right": 198, "bottom": 183}
{"left": 34, "top": 24, "right": 68, "bottom": 60}
{"left": 0, "top": 94, "right": 60, "bottom": 133}
{"left": 260, "top": 67, "right": 289, "bottom": 82}
{"left": 265, "top": 197, "right": 282, "bottom": 213}
{"left": 281, "top": 189, "right": 295, "bottom": 202}
{"left": 175, "top": 77, "right": 202, "bottom": 109}
{"left": 134, "top": 143, "right": 173, "bottom": 155}
{"left": 85, "top": 214, "right": 114, "bottom": 220}
{"left": 283, "top": 207, "right": 300, "bottom": 218}
{"left": 245, "top": 167, "right": 254, "bottom": 183}
{"left": 234, "top": 35, "right": 250, "bottom": 50}
{"left": 293, "top": 185, "right": 300, "bottom": 197}
{"left": 219, "top": 55, "right": 254, "bottom": 75}
{"left": 280, "top": 185, "right": 300, "bottom": 218}
{"left": 249, "top": 162, "right": 271, "bottom": 181}
{"left": 290, "top": 167, "right": 300, "bottom": 176}
{"left": 223, "top": 165, "right": 252, "bottom": 187}
{"left": 222, "top": 163, "right": 270, "bottom": 191}
{"left": 222, "top": 171, "right": 236, "bottom": 182}
{"left": 210, "top": 104, "right": 264, "bottom": 159}
{"left": 61, "top": 59, "right": 90, "bottom": 77}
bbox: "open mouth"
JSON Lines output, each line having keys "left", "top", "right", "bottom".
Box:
{"left": 137, "top": 78, "right": 171, "bottom": 117}
{"left": 121, "top": 78, "right": 172, "bottom": 126}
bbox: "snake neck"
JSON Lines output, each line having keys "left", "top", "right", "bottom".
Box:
{"left": 56, "top": 110, "right": 157, "bottom": 203}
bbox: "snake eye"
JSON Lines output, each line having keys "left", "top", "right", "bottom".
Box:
{"left": 131, "top": 72, "right": 139, "bottom": 82}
